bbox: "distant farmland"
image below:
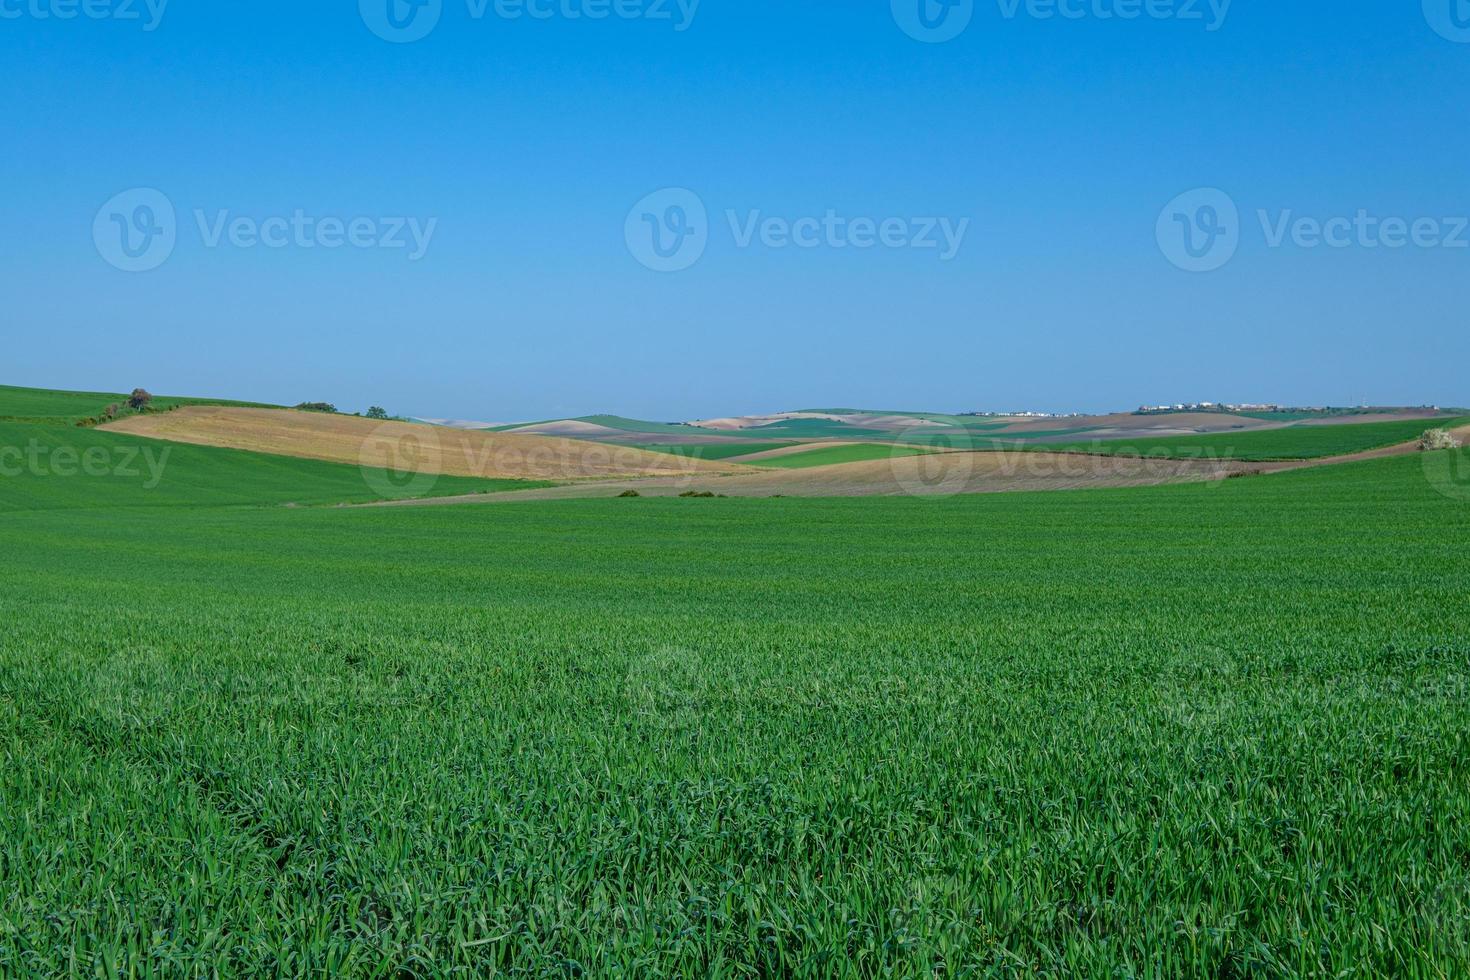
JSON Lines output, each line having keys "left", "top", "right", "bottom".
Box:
{"left": 1031, "top": 416, "right": 1470, "bottom": 461}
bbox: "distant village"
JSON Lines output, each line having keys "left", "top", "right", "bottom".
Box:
{"left": 960, "top": 403, "right": 1447, "bottom": 420}
{"left": 1135, "top": 403, "right": 1444, "bottom": 416}
{"left": 1136, "top": 402, "right": 1284, "bottom": 414}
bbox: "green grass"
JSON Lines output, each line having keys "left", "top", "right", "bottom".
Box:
{"left": 747, "top": 442, "right": 936, "bottom": 469}
{"left": 0, "top": 422, "right": 546, "bottom": 511}
{"left": 0, "top": 383, "right": 278, "bottom": 425}
{"left": 3, "top": 435, "right": 1470, "bottom": 974}
{"left": 1039, "top": 417, "right": 1467, "bottom": 461}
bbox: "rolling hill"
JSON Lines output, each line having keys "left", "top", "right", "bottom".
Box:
{"left": 102, "top": 406, "right": 748, "bottom": 482}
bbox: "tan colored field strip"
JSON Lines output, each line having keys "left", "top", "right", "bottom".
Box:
{"left": 103, "top": 406, "right": 747, "bottom": 482}
{"left": 365, "top": 424, "right": 1470, "bottom": 507}
{"left": 366, "top": 450, "right": 1256, "bottom": 506}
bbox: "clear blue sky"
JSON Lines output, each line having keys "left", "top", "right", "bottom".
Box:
{"left": 3, "top": 1, "right": 1466, "bottom": 420}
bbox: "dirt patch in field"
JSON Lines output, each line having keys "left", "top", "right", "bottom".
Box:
{"left": 103, "top": 407, "right": 746, "bottom": 482}
{"left": 363, "top": 424, "right": 1470, "bottom": 507}
{"left": 365, "top": 450, "right": 1252, "bottom": 506}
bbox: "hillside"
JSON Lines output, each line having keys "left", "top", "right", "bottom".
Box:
{"left": 102, "top": 406, "right": 748, "bottom": 482}
{"left": 0, "top": 383, "right": 278, "bottom": 426}
{"left": 0, "top": 421, "right": 535, "bottom": 511}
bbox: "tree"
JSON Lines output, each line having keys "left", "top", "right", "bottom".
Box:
{"left": 1420, "top": 429, "right": 1463, "bottom": 451}
{"left": 127, "top": 388, "right": 153, "bottom": 410}
{"left": 366, "top": 406, "right": 389, "bottom": 420}
{"left": 294, "top": 402, "right": 338, "bottom": 414}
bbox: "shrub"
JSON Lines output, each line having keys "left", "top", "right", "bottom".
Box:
{"left": 617, "top": 489, "right": 641, "bottom": 498}
{"left": 295, "top": 402, "right": 338, "bottom": 414}
{"left": 127, "top": 388, "right": 153, "bottom": 410}
{"left": 1419, "top": 429, "right": 1462, "bottom": 451}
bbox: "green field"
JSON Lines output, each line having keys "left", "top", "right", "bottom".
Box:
{"left": 747, "top": 442, "right": 937, "bottom": 469}
{"left": 1039, "top": 417, "right": 1465, "bottom": 461}
{"left": 0, "top": 422, "right": 543, "bottom": 511}
{"left": 4, "top": 410, "right": 1470, "bottom": 974}
{"left": 0, "top": 383, "right": 278, "bottom": 425}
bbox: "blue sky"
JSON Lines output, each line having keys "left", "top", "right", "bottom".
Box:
{"left": 2, "top": 1, "right": 1466, "bottom": 420}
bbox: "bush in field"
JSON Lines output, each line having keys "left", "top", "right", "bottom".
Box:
{"left": 127, "top": 389, "right": 153, "bottom": 410}
{"left": 366, "top": 406, "right": 389, "bottom": 420}
{"left": 295, "top": 402, "right": 338, "bottom": 414}
{"left": 1419, "top": 429, "right": 1462, "bottom": 451}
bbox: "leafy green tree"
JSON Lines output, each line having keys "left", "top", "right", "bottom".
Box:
{"left": 366, "top": 406, "right": 389, "bottom": 420}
